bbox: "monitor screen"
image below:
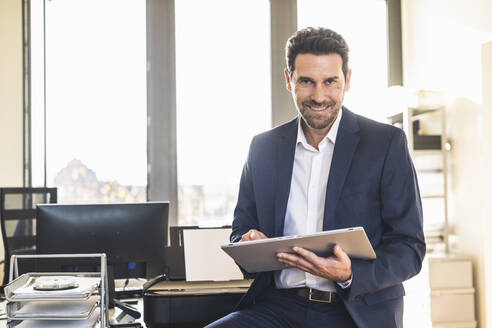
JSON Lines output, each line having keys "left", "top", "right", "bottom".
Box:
{"left": 36, "top": 202, "right": 169, "bottom": 279}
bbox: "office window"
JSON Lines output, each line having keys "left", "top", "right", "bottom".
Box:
{"left": 30, "top": 0, "right": 46, "bottom": 188}
{"left": 175, "top": 0, "right": 271, "bottom": 226}
{"left": 30, "top": 0, "right": 147, "bottom": 203}
{"left": 297, "top": 0, "right": 388, "bottom": 122}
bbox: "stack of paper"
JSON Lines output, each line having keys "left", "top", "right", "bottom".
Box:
{"left": 8, "top": 296, "right": 98, "bottom": 320}
{"left": 15, "top": 308, "right": 100, "bottom": 328}
{"left": 8, "top": 276, "right": 100, "bottom": 301}
{"left": 5, "top": 274, "right": 103, "bottom": 327}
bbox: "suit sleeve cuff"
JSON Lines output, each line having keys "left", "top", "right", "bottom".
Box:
{"left": 336, "top": 273, "right": 353, "bottom": 289}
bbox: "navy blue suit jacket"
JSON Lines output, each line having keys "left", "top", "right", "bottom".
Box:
{"left": 231, "top": 107, "right": 426, "bottom": 328}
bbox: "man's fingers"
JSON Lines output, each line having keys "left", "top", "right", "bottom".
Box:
{"left": 332, "top": 244, "right": 350, "bottom": 262}
{"left": 278, "top": 245, "right": 352, "bottom": 281}
{"left": 291, "top": 247, "right": 329, "bottom": 272}
{"left": 281, "top": 260, "right": 313, "bottom": 273}
{"left": 292, "top": 247, "right": 318, "bottom": 261}
{"left": 241, "top": 229, "right": 267, "bottom": 241}
{"left": 240, "top": 231, "right": 251, "bottom": 241}
{"left": 254, "top": 230, "right": 267, "bottom": 239}
{"left": 277, "top": 252, "right": 317, "bottom": 272}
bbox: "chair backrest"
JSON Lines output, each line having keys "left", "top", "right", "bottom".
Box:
{"left": 0, "top": 187, "right": 57, "bottom": 286}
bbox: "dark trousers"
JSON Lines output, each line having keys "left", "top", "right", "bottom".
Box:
{"left": 205, "top": 288, "right": 357, "bottom": 328}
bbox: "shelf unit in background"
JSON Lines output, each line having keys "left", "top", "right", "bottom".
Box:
{"left": 388, "top": 105, "right": 449, "bottom": 253}
{"left": 388, "top": 91, "right": 476, "bottom": 327}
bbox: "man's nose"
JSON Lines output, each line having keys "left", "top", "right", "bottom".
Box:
{"left": 311, "top": 84, "right": 328, "bottom": 103}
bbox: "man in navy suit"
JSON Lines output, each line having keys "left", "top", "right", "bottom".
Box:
{"left": 207, "top": 27, "right": 425, "bottom": 328}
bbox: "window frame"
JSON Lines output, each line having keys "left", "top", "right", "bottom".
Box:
{"left": 24, "top": 0, "right": 399, "bottom": 227}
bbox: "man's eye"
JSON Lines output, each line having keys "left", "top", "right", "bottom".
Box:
{"left": 299, "top": 79, "right": 312, "bottom": 85}
{"left": 325, "top": 79, "right": 335, "bottom": 85}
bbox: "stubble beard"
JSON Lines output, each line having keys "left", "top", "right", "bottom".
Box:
{"left": 299, "top": 100, "right": 342, "bottom": 130}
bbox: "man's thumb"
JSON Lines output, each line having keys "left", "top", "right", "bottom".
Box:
{"left": 333, "top": 244, "right": 342, "bottom": 257}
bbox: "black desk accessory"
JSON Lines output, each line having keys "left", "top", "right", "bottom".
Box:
{"left": 110, "top": 323, "right": 142, "bottom": 328}
{"left": 113, "top": 299, "right": 141, "bottom": 319}
{"left": 143, "top": 274, "right": 169, "bottom": 291}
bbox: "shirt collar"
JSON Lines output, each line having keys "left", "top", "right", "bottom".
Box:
{"left": 297, "top": 109, "right": 343, "bottom": 149}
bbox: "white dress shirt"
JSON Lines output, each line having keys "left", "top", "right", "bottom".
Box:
{"left": 274, "top": 110, "right": 342, "bottom": 292}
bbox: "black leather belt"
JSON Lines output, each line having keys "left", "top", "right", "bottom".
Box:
{"left": 280, "top": 287, "right": 340, "bottom": 303}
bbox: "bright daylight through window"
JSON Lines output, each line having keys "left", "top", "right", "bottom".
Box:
{"left": 175, "top": 0, "right": 271, "bottom": 226}
{"left": 298, "top": 0, "right": 388, "bottom": 122}
{"left": 30, "top": 0, "right": 147, "bottom": 203}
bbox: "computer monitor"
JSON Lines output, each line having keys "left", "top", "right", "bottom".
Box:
{"left": 36, "top": 202, "right": 169, "bottom": 280}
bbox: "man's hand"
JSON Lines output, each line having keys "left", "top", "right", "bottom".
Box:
{"left": 277, "top": 244, "right": 352, "bottom": 282}
{"left": 240, "top": 229, "right": 267, "bottom": 241}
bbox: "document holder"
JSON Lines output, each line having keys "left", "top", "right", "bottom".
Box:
{"left": 4, "top": 253, "right": 109, "bottom": 328}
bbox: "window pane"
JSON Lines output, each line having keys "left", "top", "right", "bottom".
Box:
{"left": 39, "top": 0, "right": 147, "bottom": 203}
{"left": 175, "top": 0, "right": 271, "bottom": 226}
{"left": 30, "top": 0, "right": 46, "bottom": 187}
{"left": 297, "top": 0, "right": 388, "bottom": 122}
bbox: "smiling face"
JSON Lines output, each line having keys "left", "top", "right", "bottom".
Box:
{"left": 285, "top": 53, "right": 351, "bottom": 137}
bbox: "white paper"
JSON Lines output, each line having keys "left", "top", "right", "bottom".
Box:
{"left": 10, "top": 296, "right": 98, "bottom": 319}
{"left": 183, "top": 228, "right": 243, "bottom": 282}
{"left": 16, "top": 308, "right": 100, "bottom": 328}
{"left": 11, "top": 276, "right": 100, "bottom": 300}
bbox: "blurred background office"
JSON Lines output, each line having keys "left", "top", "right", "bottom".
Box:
{"left": 1, "top": 0, "right": 492, "bottom": 327}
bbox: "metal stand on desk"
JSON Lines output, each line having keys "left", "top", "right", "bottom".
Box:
{"left": 8, "top": 253, "right": 109, "bottom": 328}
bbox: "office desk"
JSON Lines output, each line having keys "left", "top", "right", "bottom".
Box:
{"left": 0, "top": 279, "right": 251, "bottom": 328}
{"left": 143, "top": 280, "right": 251, "bottom": 328}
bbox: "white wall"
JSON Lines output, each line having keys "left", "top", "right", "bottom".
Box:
{"left": 479, "top": 40, "right": 492, "bottom": 327}
{"left": 402, "top": 1, "right": 492, "bottom": 326}
{"left": 0, "top": 0, "right": 24, "bottom": 186}
{"left": 402, "top": 0, "right": 492, "bottom": 103}
{"left": 0, "top": 0, "right": 24, "bottom": 282}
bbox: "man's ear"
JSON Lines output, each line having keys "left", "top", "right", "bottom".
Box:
{"left": 284, "top": 68, "right": 292, "bottom": 92}
{"left": 344, "top": 69, "right": 352, "bottom": 92}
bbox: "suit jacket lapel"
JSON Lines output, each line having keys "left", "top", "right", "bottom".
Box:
{"left": 273, "top": 117, "right": 298, "bottom": 237}
{"left": 323, "top": 107, "right": 360, "bottom": 231}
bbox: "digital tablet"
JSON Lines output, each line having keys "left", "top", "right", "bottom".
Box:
{"left": 221, "top": 227, "right": 376, "bottom": 273}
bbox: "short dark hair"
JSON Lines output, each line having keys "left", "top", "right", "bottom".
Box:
{"left": 285, "top": 27, "right": 350, "bottom": 79}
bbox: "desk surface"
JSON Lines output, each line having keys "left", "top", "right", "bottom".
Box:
{"left": 0, "top": 280, "right": 248, "bottom": 327}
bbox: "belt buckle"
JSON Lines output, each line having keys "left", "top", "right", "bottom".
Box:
{"left": 308, "top": 288, "right": 332, "bottom": 303}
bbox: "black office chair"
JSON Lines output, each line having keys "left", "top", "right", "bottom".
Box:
{"left": 0, "top": 187, "right": 57, "bottom": 287}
